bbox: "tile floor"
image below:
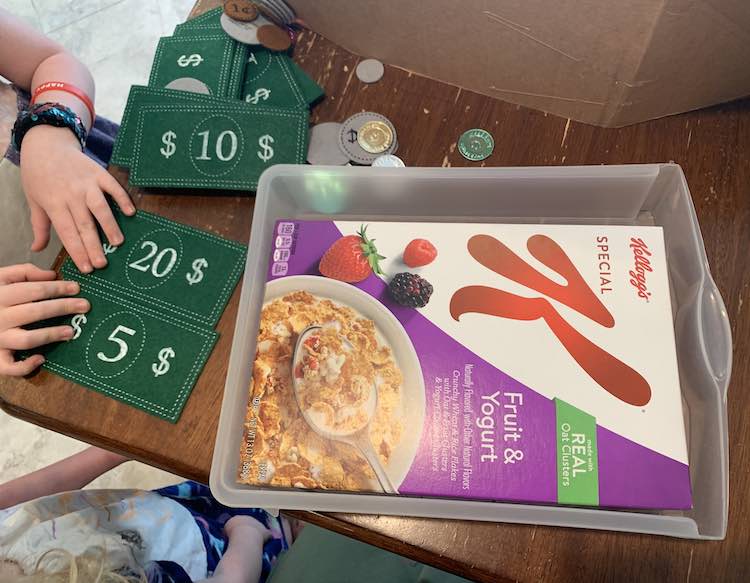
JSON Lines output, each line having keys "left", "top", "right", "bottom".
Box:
{"left": 1, "top": 0, "right": 196, "bottom": 490}
{"left": 3, "top": 0, "right": 196, "bottom": 123}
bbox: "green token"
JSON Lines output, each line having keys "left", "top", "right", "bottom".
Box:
{"left": 458, "top": 128, "right": 494, "bottom": 161}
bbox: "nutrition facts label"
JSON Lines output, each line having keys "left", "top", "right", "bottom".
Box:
{"left": 271, "top": 221, "right": 295, "bottom": 276}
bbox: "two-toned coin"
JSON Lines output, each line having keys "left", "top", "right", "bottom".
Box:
{"left": 338, "top": 112, "right": 398, "bottom": 165}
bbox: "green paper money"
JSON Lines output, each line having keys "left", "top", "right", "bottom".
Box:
{"left": 129, "top": 103, "right": 308, "bottom": 191}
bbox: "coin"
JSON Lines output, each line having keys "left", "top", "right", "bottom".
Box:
{"left": 223, "top": 0, "right": 258, "bottom": 22}
{"left": 257, "top": 23, "right": 292, "bottom": 52}
{"left": 372, "top": 154, "right": 405, "bottom": 167}
{"left": 254, "top": 0, "right": 294, "bottom": 25}
{"left": 269, "top": 0, "right": 296, "bottom": 22}
{"left": 357, "top": 121, "right": 393, "bottom": 154}
{"left": 356, "top": 59, "right": 385, "bottom": 84}
{"left": 307, "top": 122, "right": 350, "bottom": 165}
{"left": 220, "top": 12, "right": 262, "bottom": 44}
{"left": 338, "top": 112, "right": 398, "bottom": 165}
{"left": 164, "top": 77, "right": 212, "bottom": 95}
{"left": 458, "top": 128, "right": 494, "bottom": 161}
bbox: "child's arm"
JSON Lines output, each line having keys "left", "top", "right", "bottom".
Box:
{"left": 0, "top": 446, "right": 129, "bottom": 509}
{"left": 0, "top": 8, "right": 135, "bottom": 273}
{"left": 198, "top": 516, "right": 270, "bottom": 583}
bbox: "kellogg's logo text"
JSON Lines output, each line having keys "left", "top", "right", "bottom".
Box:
{"left": 629, "top": 237, "right": 653, "bottom": 302}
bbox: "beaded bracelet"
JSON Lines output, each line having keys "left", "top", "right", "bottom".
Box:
{"left": 12, "top": 102, "right": 88, "bottom": 152}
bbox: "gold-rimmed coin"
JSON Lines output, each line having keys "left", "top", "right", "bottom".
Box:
{"left": 357, "top": 121, "right": 393, "bottom": 154}
{"left": 223, "top": 0, "right": 259, "bottom": 22}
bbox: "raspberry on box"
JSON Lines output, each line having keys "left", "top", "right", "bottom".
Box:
{"left": 403, "top": 238, "right": 437, "bottom": 267}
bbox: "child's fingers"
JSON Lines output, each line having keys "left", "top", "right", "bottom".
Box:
{"left": 98, "top": 172, "right": 135, "bottom": 215}
{"left": 0, "top": 263, "right": 56, "bottom": 285}
{"left": 224, "top": 515, "right": 272, "bottom": 542}
{"left": 0, "top": 297, "right": 89, "bottom": 329}
{"left": 0, "top": 325, "right": 74, "bottom": 350}
{"left": 0, "top": 351, "right": 44, "bottom": 377}
{"left": 29, "top": 200, "right": 52, "bottom": 252}
{"left": 87, "top": 191, "right": 124, "bottom": 247}
{"left": 0, "top": 280, "right": 79, "bottom": 308}
{"left": 53, "top": 207, "right": 93, "bottom": 273}
{"left": 70, "top": 202, "right": 107, "bottom": 269}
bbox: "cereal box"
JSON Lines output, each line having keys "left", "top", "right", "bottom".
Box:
{"left": 237, "top": 220, "right": 691, "bottom": 509}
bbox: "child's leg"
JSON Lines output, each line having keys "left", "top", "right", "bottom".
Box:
{"left": 0, "top": 446, "right": 128, "bottom": 509}
{"left": 202, "top": 516, "right": 270, "bottom": 583}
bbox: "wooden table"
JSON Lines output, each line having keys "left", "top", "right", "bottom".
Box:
{"left": 2, "top": 1, "right": 749, "bottom": 581}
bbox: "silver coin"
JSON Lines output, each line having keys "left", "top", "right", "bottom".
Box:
{"left": 338, "top": 112, "right": 398, "bottom": 165}
{"left": 372, "top": 154, "right": 405, "bottom": 167}
{"left": 257, "top": 0, "right": 295, "bottom": 24}
{"left": 164, "top": 77, "right": 212, "bottom": 95}
{"left": 273, "top": 0, "right": 297, "bottom": 22}
{"left": 220, "top": 12, "right": 272, "bottom": 45}
{"left": 356, "top": 59, "right": 385, "bottom": 84}
{"left": 307, "top": 122, "right": 350, "bottom": 165}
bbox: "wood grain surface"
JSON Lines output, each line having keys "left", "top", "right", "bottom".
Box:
{"left": 1, "top": 0, "right": 748, "bottom": 581}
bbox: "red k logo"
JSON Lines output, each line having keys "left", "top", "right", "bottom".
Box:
{"left": 450, "top": 234, "right": 651, "bottom": 406}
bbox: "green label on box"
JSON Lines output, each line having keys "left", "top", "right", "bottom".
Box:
{"left": 555, "top": 398, "right": 599, "bottom": 506}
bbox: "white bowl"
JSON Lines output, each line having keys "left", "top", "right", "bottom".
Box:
{"left": 264, "top": 275, "right": 426, "bottom": 491}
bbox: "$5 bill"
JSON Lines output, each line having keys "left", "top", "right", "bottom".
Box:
{"left": 32, "top": 278, "right": 218, "bottom": 423}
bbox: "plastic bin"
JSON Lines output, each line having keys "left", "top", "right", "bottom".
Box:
{"left": 210, "top": 164, "right": 731, "bottom": 539}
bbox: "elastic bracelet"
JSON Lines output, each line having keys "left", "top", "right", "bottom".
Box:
{"left": 33, "top": 81, "right": 95, "bottom": 122}
{"left": 12, "top": 102, "right": 88, "bottom": 152}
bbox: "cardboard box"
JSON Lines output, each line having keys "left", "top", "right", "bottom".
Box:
{"left": 288, "top": 0, "right": 750, "bottom": 127}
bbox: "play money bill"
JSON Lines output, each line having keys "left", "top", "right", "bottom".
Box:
{"left": 62, "top": 208, "right": 247, "bottom": 328}
{"left": 33, "top": 279, "right": 218, "bottom": 423}
{"left": 149, "top": 34, "right": 236, "bottom": 98}
{"left": 128, "top": 103, "right": 308, "bottom": 191}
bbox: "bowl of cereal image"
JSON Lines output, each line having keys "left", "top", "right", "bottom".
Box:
{"left": 240, "top": 275, "right": 426, "bottom": 493}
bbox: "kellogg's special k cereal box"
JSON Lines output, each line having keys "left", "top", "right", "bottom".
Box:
{"left": 237, "top": 220, "right": 691, "bottom": 509}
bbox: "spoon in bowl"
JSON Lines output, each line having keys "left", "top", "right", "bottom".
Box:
{"left": 292, "top": 325, "right": 397, "bottom": 494}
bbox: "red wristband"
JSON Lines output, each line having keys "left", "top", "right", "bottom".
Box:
{"left": 32, "top": 81, "right": 95, "bottom": 123}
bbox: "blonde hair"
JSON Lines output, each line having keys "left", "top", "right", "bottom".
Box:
{"left": 0, "top": 548, "right": 148, "bottom": 583}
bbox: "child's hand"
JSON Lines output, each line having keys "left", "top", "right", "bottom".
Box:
{"left": 19, "top": 125, "right": 136, "bottom": 273}
{"left": 224, "top": 515, "right": 272, "bottom": 543}
{"left": 0, "top": 263, "right": 89, "bottom": 376}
